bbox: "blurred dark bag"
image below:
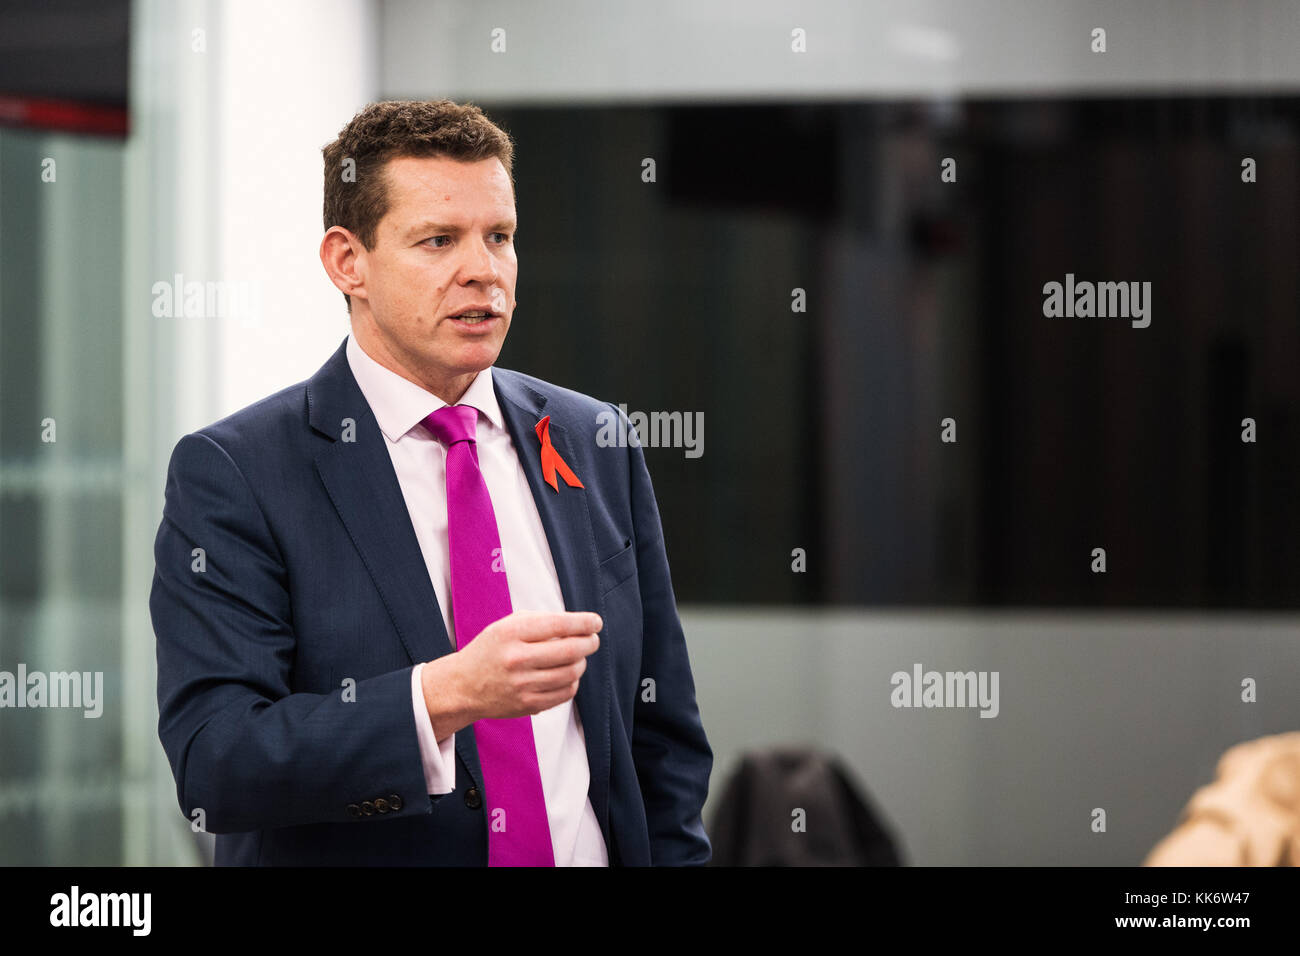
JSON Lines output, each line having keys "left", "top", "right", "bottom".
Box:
{"left": 708, "top": 748, "right": 904, "bottom": 866}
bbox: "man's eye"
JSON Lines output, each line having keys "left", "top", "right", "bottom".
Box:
{"left": 425, "top": 236, "right": 451, "bottom": 248}
{"left": 491, "top": 233, "right": 511, "bottom": 243}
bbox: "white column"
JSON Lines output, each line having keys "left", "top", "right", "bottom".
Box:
{"left": 122, "top": 0, "right": 378, "bottom": 864}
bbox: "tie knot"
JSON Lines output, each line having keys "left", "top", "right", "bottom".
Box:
{"left": 423, "top": 404, "right": 478, "bottom": 446}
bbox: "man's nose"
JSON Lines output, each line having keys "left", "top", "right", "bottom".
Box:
{"left": 457, "top": 236, "right": 498, "bottom": 283}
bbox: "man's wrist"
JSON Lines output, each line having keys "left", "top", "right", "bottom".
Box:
{"left": 422, "top": 654, "right": 476, "bottom": 740}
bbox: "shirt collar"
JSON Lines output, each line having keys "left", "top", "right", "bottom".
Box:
{"left": 345, "top": 332, "right": 505, "bottom": 442}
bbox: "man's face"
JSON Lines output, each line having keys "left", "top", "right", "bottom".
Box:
{"left": 352, "top": 154, "right": 517, "bottom": 398}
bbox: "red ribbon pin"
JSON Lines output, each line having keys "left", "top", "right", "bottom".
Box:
{"left": 535, "top": 416, "right": 584, "bottom": 492}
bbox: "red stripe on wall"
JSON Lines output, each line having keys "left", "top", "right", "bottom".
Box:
{"left": 0, "top": 94, "right": 129, "bottom": 136}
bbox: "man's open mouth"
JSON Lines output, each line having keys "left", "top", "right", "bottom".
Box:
{"left": 449, "top": 308, "right": 498, "bottom": 325}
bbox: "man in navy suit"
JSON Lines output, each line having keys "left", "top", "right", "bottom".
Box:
{"left": 150, "top": 100, "right": 713, "bottom": 865}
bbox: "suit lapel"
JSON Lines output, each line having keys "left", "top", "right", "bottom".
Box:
{"left": 308, "top": 340, "right": 453, "bottom": 664}
{"left": 493, "top": 369, "right": 613, "bottom": 842}
{"left": 308, "top": 340, "right": 485, "bottom": 785}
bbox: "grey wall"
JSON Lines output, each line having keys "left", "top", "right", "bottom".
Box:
{"left": 685, "top": 608, "right": 1300, "bottom": 864}
{"left": 381, "top": 0, "right": 1300, "bottom": 103}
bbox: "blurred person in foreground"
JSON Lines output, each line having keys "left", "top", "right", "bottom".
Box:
{"left": 1146, "top": 732, "right": 1300, "bottom": 866}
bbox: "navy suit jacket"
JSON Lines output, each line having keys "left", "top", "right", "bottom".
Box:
{"left": 150, "top": 338, "right": 713, "bottom": 865}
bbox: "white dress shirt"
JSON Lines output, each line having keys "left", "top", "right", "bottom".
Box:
{"left": 345, "top": 333, "right": 609, "bottom": 866}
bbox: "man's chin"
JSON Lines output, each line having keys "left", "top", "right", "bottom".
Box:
{"left": 443, "top": 345, "right": 504, "bottom": 376}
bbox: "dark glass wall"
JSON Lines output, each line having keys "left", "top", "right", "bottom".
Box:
{"left": 487, "top": 98, "right": 1300, "bottom": 608}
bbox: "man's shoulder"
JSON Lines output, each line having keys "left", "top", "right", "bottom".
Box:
{"left": 173, "top": 357, "right": 623, "bottom": 468}
{"left": 194, "top": 378, "right": 312, "bottom": 454}
{"left": 493, "top": 366, "right": 617, "bottom": 419}
{"left": 161, "top": 376, "right": 320, "bottom": 489}
{"left": 493, "top": 366, "right": 640, "bottom": 458}
{"left": 181, "top": 340, "right": 349, "bottom": 461}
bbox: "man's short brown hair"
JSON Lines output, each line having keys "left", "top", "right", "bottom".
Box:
{"left": 321, "top": 99, "right": 516, "bottom": 310}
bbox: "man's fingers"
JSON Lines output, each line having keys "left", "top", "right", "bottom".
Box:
{"left": 525, "top": 659, "right": 588, "bottom": 695}
{"left": 506, "top": 610, "right": 603, "bottom": 642}
{"left": 520, "top": 634, "right": 600, "bottom": 670}
{"left": 524, "top": 685, "right": 581, "bottom": 714}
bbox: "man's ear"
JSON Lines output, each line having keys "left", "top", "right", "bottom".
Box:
{"left": 320, "top": 226, "right": 368, "bottom": 304}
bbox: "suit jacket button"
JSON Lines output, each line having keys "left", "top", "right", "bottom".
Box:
{"left": 465, "top": 787, "right": 482, "bottom": 809}
{"left": 374, "top": 797, "right": 390, "bottom": 814}
{"left": 361, "top": 801, "right": 375, "bottom": 816}
{"left": 388, "top": 794, "right": 403, "bottom": 811}
{"left": 346, "top": 803, "right": 362, "bottom": 818}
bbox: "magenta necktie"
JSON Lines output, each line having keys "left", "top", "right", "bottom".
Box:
{"left": 423, "top": 403, "right": 555, "bottom": 867}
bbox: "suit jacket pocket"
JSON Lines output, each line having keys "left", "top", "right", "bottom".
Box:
{"left": 598, "top": 537, "right": 637, "bottom": 595}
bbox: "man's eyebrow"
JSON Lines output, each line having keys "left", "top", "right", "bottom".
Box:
{"left": 404, "top": 219, "right": 517, "bottom": 238}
